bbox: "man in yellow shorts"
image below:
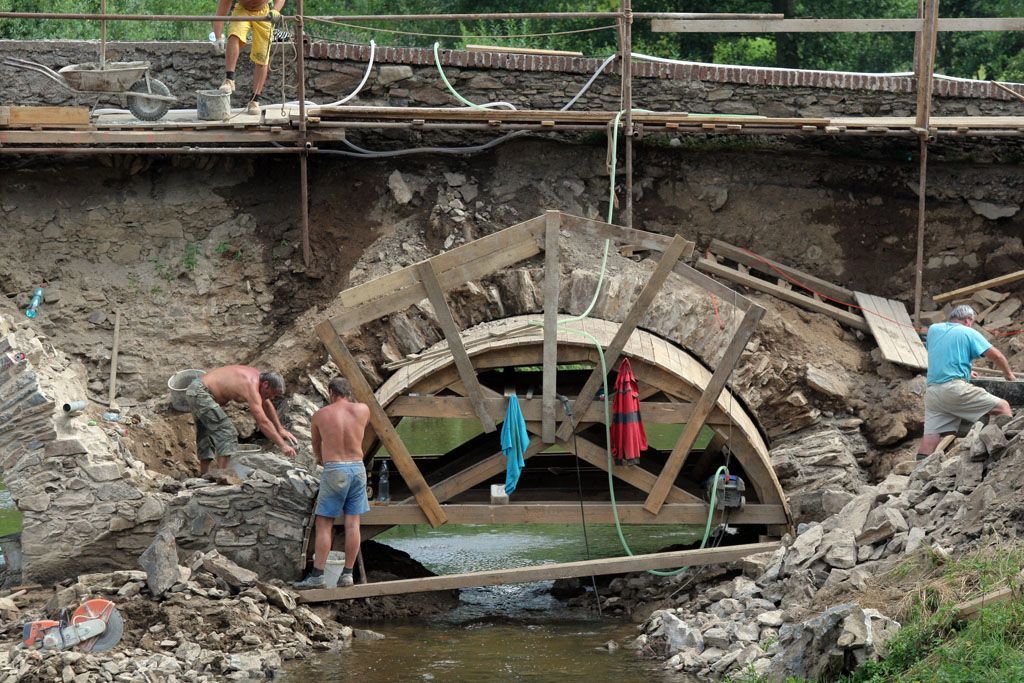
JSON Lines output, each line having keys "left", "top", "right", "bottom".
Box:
{"left": 212, "top": 0, "right": 285, "bottom": 115}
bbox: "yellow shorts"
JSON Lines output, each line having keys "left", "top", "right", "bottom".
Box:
{"left": 227, "top": 3, "right": 271, "bottom": 66}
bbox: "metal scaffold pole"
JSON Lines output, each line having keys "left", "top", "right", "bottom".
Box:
{"left": 621, "top": 0, "right": 634, "bottom": 228}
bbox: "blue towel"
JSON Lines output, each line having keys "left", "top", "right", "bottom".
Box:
{"left": 500, "top": 394, "right": 530, "bottom": 494}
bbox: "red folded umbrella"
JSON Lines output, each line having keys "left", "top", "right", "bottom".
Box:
{"left": 610, "top": 358, "right": 647, "bottom": 465}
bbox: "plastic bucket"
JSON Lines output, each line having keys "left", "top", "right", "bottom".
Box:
{"left": 196, "top": 89, "right": 230, "bottom": 121}
{"left": 167, "top": 369, "right": 206, "bottom": 412}
{"left": 323, "top": 550, "right": 346, "bottom": 588}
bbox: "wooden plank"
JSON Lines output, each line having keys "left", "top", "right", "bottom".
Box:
{"left": 933, "top": 269, "right": 1024, "bottom": 304}
{"left": 645, "top": 306, "right": 764, "bottom": 515}
{"left": 954, "top": 569, "right": 1024, "bottom": 621}
{"left": 0, "top": 129, "right": 343, "bottom": 144}
{"left": 466, "top": 44, "right": 584, "bottom": 57}
{"left": 542, "top": 211, "right": 561, "bottom": 443}
{"left": 4, "top": 106, "right": 90, "bottom": 127}
{"left": 697, "top": 258, "right": 869, "bottom": 332}
{"left": 422, "top": 437, "right": 547, "bottom": 505}
{"left": 673, "top": 261, "right": 753, "bottom": 312}
{"left": 854, "top": 292, "right": 927, "bottom": 370}
{"left": 386, "top": 395, "right": 731, "bottom": 425}
{"left": 416, "top": 262, "right": 496, "bottom": 433}
{"left": 564, "top": 433, "right": 702, "bottom": 505}
{"left": 361, "top": 503, "right": 790, "bottom": 526}
{"left": 651, "top": 17, "right": 1024, "bottom": 33}
{"left": 708, "top": 239, "right": 854, "bottom": 304}
{"left": 556, "top": 235, "right": 691, "bottom": 441}
{"left": 558, "top": 212, "right": 694, "bottom": 256}
{"left": 316, "top": 321, "right": 447, "bottom": 528}
{"left": 334, "top": 236, "right": 542, "bottom": 333}
{"left": 299, "top": 542, "right": 780, "bottom": 602}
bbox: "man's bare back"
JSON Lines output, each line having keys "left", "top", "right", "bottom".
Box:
{"left": 311, "top": 399, "right": 370, "bottom": 464}
{"left": 201, "top": 365, "right": 296, "bottom": 457}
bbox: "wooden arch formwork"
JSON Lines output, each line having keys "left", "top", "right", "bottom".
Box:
{"left": 306, "top": 210, "right": 789, "bottom": 601}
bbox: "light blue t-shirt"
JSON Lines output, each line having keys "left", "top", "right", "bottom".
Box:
{"left": 926, "top": 322, "right": 991, "bottom": 384}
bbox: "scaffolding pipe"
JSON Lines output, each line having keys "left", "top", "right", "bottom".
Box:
{"left": 0, "top": 11, "right": 791, "bottom": 22}
{"left": 621, "top": 0, "right": 634, "bottom": 229}
{"left": 0, "top": 147, "right": 310, "bottom": 155}
{"left": 296, "top": 0, "right": 311, "bottom": 268}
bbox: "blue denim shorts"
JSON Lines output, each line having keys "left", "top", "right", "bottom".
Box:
{"left": 315, "top": 462, "right": 370, "bottom": 518}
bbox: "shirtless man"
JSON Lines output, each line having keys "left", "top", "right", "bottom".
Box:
{"left": 185, "top": 365, "right": 297, "bottom": 474}
{"left": 212, "top": 0, "right": 285, "bottom": 115}
{"left": 294, "top": 377, "right": 371, "bottom": 590}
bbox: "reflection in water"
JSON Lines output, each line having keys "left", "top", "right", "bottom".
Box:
{"left": 284, "top": 523, "right": 701, "bottom": 683}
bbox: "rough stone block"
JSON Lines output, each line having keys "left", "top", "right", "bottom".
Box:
{"left": 138, "top": 528, "right": 181, "bottom": 598}
{"left": 44, "top": 439, "right": 87, "bottom": 457}
{"left": 203, "top": 550, "right": 259, "bottom": 588}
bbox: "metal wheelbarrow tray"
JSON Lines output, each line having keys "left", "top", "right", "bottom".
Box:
{"left": 2, "top": 57, "right": 176, "bottom": 122}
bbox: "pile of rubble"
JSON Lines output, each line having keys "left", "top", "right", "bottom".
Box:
{"left": 604, "top": 410, "right": 1024, "bottom": 680}
{"left": 0, "top": 545, "right": 369, "bottom": 682}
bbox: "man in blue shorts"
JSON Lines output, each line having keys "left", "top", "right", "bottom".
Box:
{"left": 916, "top": 304, "right": 1015, "bottom": 461}
{"left": 294, "top": 377, "right": 372, "bottom": 589}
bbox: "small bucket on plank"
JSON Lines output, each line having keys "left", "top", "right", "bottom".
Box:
{"left": 196, "top": 89, "right": 230, "bottom": 121}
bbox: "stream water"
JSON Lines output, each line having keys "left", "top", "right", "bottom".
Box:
{"left": 283, "top": 523, "right": 700, "bottom": 683}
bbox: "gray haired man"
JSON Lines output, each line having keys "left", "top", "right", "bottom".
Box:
{"left": 185, "top": 365, "right": 298, "bottom": 473}
{"left": 916, "top": 305, "right": 1015, "bottom": 461}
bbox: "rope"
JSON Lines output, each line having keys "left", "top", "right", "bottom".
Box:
{"left": 434, "top": 42, "right": 516, "bottom": 110}
{"left": 307, "top": 16, "right": 617, "bottom": 40}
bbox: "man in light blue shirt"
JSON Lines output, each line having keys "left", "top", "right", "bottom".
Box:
{"left": 917, "top": 304, "right": 1015, "bottom": 461}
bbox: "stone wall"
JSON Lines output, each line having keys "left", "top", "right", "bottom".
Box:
{"left": 0, "top": 311, "right": 317, "bottom": 584}
{"left": 2, "top": 39, "right": 1022, "bottom": 117}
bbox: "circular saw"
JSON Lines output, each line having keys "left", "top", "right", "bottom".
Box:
{"left": 22, "top": 598, "right": 124, "bottom": 653}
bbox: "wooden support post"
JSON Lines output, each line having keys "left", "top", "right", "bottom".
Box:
{"left": 644, "top": 305, "right": 764, "bottom": 514}
{"left": 108, "top": 310, "right": 120, "bottom": 408}
{"left": 316, "top": 320, "right": 447, "bottom": 527}
{"left": 416, "top": 261, "right": 497, "bottom": 433}
{"left": 914, "top": 139, "right": 928, "bottom": 325}
{"left": 300, "top": 151, "right": 311, "bottom": 267}
{"left": 620, "top": 0, "right": 634, "bottom": 228}
{"left": 913, "top": 0, "right": 938, "bottom": 324}
{"left": 413, "top": 437, "right": 547, "bottom": 505}
{"left": 542, "top": 211, "right": 561, "bottom": 443}
{"left": 555, "top": 234, "right": 690, "bottom": 442}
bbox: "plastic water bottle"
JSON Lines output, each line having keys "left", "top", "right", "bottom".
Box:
{"left": 25, "top": 285, "right": 43, "bottom": 318}
{"left": 377, "top": 461, "right": 390, "bottom": 503}
{"left": 208, "top": 31, "right": 217, "bottom": 42}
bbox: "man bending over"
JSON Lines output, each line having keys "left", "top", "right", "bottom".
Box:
{"left": 916, "top": 304, "right": 1015, "bottom": 461}
{"left": 185, "top": 365, "right": 297, "bottom": 473}
{"left": 295, "top": 377, "right": 371, "bottom": 590}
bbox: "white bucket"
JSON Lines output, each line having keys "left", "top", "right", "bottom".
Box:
{"left": 167, "top": 369, "right": 206, "bottom": 412}
{"left": 323, "top": 550, "right": 346, "bottom": 588}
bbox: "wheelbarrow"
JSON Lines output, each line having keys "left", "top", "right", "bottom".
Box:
{"left": 2, "top": 57, "right": 176, "bottom": 122}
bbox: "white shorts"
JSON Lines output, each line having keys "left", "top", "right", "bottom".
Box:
{"left": 924, "top": 379, "right": 1001, "bottom": 435}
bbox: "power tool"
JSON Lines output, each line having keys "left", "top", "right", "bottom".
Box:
{"left": 22, "top": 598, "right": 124, "bottom": 653}
{"left": 705, "top": 471, "right": 746, "bottom": 511}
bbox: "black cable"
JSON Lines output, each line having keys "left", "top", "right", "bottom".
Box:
{"left": 558, "top": 394, "right": 603, "bottom": 618}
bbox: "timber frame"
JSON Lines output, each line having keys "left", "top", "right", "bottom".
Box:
{"left": 314, "top": 210, "right": 789, "bottom": 536}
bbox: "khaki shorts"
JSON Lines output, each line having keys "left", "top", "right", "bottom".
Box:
{"left": 924, "top": 379, "right": 1001, "bottom": 435}
{"left": 227, "top": 3, "right": 272, "bottom": 65}
{"left": 185, "top": 379, "right": 238, "bottom": 461}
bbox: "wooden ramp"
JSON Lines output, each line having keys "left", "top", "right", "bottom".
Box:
{"left": 298, "top": 542, "right": 779, "bottom": 603}
{"left": 854, "top": 292, "right": 928, "bottom": 370}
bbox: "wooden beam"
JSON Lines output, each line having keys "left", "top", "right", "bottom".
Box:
{"left": 299, "top": 542, "right": 780, "bottom": 602}
{"left": 542, "top": 210, "right": 561, "bottom": 443}
{"left": 316, "top": 321, "right": 447, "bottom": 528}
{"left": 916, "top": 0, "right": 941, "bottom": 129}
{"left": 651, "top": 17, "right": 1024, "bottom": 33}
{"left": 564, "top": 433, "right": 703, "bottom": 505}
{"left": 558, "top": 212, "right": 693, "bottom": 256}
{"left": 416, "top": 261, "right": 497, "bottom": 433}
{"left": 933, "top": 269, "right": 1024, "bottom": 304}
{"left": 556, "top": 234, "right": 691, "bottom": 441}
{"left": 707, "top": 239, "right": 854, "bottom": 304}
{"left": 673, "top": 261, "right": 753, "bottom": 312}
{"left": 645, "top": 305, "right": 764, "bottom": 514}
{"left": 914, "top": 138, "right": 928, "bottom": 325}
{"left": 386, "top": 395, "right": 731, "bottom": 425}
{"left": 954, "top": 569, "right": 1024, "bottom": 621}
{"left": 697, "top": 258, "right": 869, "bottom": 331}
{"left": 360, "top": 502, "right": 789, "bottom": 526}
{"left": 417, "top": 437, "right": 547, "bottom": 505}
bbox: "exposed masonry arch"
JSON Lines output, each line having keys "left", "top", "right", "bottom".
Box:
{"left": 374, "top": 315, "right": 788, "bottom": 515}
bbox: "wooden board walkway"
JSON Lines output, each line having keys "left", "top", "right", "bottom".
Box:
{"left": 298, "top": 542, "right": 779, "bottom": 602}
{"left": 854, "top": 292, "right": 928, "bottom": 370}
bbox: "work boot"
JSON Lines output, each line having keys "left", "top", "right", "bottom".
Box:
{"left": 293, "top": 572, "right": 325, "bottom": 590}
{"left": 339, "top": 573, "right": 355, "bottom": 588}
{"left": 218, "top": 78, "right": 235, "bottom": 94}
{"left": 245, "top": 100, "right": 261, "bottom": 116}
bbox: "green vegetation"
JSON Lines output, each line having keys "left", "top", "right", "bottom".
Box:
{"left": 181, "top": 242, "right": 200, "bottom": 272}
{"left": 1, "top": 1, "right": 1021, "bottom": 81}
{"left": 0, "top": 481, "right": 22, "bottom": 537}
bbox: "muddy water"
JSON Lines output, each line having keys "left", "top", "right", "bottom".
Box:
{"left": 284, "top": 523, "right": 700, "bottom": 683}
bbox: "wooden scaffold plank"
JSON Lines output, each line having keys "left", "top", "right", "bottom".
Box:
{"left": 854, "top": 292, "right": 927, "bottom": 370}
{"left": 316, "top": 321, "right": 447, "bottom": 528}
{"left": 298, "top": 542, "right": 781, "bottom": 602}
{"left": 933, "top": 269, "right": 1024, "bottom": 304}
{"left": 644, "top": 305, "right": 765, "bottom": 515}
{"left": 416, "top": 261, "right": 497, "bottom": 433}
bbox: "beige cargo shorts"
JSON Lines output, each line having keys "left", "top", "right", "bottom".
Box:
{"left": 185, "top": 379, "right": 239, "bottom": 461}
{"left": 924, "top": 379, "right": 1001, "bottom": 435}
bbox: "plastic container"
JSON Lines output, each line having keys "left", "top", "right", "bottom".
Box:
{"left": 323, "top": 550, "right": 346, "bottom": 588}
{"left": 197, "top": 89, "right": 231, "bottom": 121}
{"left": 25, "top": 286, "right": 43, "bottom": 318}
{"left": 167, "top": 369, "right": 206, "bottom": 412}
